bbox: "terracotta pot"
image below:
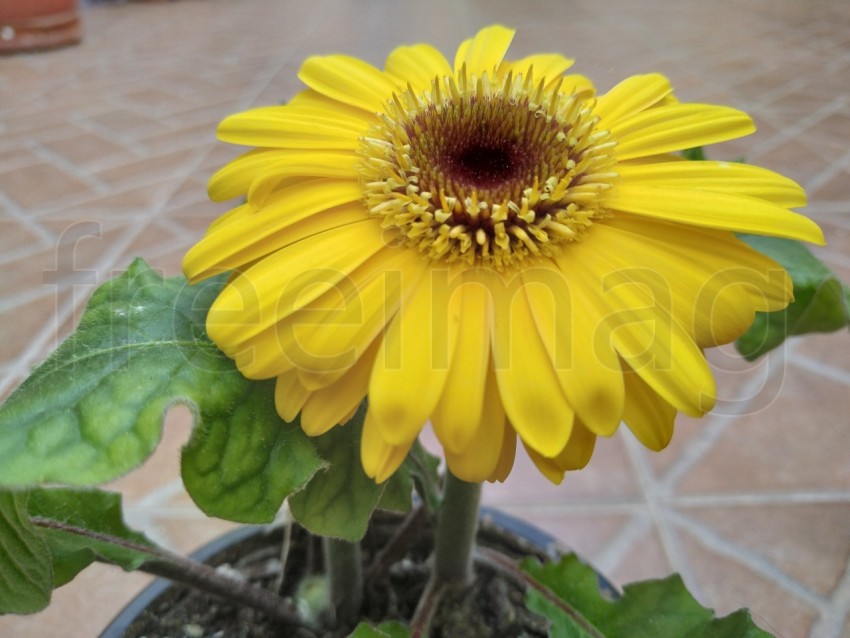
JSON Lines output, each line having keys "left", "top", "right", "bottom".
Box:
{"left": 0, "top": 0, "right": 82, "bottom": 54}
{"left": 98, "top": 507, "right": 618, "bottom": 637}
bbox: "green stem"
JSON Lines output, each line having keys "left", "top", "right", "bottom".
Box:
{"left": 322, "top": 536, "right": 363, "bottom": 626}
{"left": 433, "top": 471, "right": 482, "bottom": 586}
{"left": 31, "top": 517, "right": 308, "bottom": 629}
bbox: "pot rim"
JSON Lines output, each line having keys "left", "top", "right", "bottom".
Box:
{"left": 98, "top": 506, "right": 615, "bottom": 638}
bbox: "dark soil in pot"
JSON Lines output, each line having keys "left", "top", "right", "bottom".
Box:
{"left": 102, "top": 508, "right": 596, "bottom": 638}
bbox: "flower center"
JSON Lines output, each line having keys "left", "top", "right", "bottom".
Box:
{"left": 359, "top": 70, "right": 618, "bottom": 269}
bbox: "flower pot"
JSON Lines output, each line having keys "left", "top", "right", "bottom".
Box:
{"left": 99, "top": 507, "right": 617, "bottom": 637}
{"left": 0, "top": 0, "right": 81, "bottom": 54}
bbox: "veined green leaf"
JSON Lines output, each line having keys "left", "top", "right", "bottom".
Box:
{"left": 736, "top": 235, "right": 850, "bottom": 360}
{"left": 26, "top": 488, "right": 156, "bottom": 587}
{"left": 0, "top": 491, "right": 52, "bottom": 614}
{"left": 288, "top": 403, "right": 385, "bottom": 542}
{"left": 0, "top": 259, "right": 323, "bottom": 524}
{"left": 523, "top": 555, "right": 773, "bottom": 637}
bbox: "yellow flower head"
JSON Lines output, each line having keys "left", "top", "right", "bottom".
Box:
{"left": 184, "top": 25, "right": 823, "bottom": 485}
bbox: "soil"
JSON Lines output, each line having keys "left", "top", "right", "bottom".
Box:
{"left": 114, "top": 511, "right": 554, "bottom": 638}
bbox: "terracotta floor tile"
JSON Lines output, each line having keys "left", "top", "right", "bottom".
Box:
{"left": 0, "top": 217, "right": 42, "bottom": 256}
{"left": 41, "top": 129, "right": 140, "bottom": 171}
{"left": 0, "top": 161, "right": 94, "bottom": 209}
{"left": 679, "top": 534, "right": 819, "bottom": 638}
{"left": 505, "top": 510, "right": 633, "bottom": 563}
{"left": 758, "top": 138, "right": 833, "bottom": 185}
{"left": 683, "top": 503, "right": 850, "bottom": 596}
{"left": 608, "top": 525, "right": 675, "bottom": 587}
{"left": 94, "top": 147, "right": 204, "bottom": 188}
{"left": 85, "top": 107, "right": 171, "bottom": 143}
{"left": 483, "top": 433, "right": 642, "bottom": 508}
{"left": 0, "top": 564, "right": 152, "bottom": 638}
{"left": 0, "top": 292, "right": 63, "bottom": 364}
{"left": 793, "top": 332, "right": 850, "bottom": 377}
{"left": 677, "top": 362, "right": 850, "bottom": 494}
{"left": 810, "top": 170, "right": 850, "bottom": 202}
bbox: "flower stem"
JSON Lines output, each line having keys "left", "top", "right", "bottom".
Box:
{"left": 433, "top": 471, "right": 482, "bottom": 586}
{"left": 323, "top": 536, "right": 363, "bottom": 626}
{"left": 410, "top": 472, "right": 482, "bottom": 635}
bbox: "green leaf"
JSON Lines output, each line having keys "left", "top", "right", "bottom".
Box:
{"left": 181, "top": 387, "right": 325, "bottom": 524}
{"left": 376, "top": 463, "right": 414, "bottom": 514}
{"left": 404, "top": 440, "right": 442, "bottom": 513}
{"left": 681, "top": 147, "right": 707, "bottom": 161}
{"left": 26, "top": 488, "right": 157, "bottom": 587}
{"left": 348, "top": 621, "right": 411, "bottom": 638}
{"left": 0, "top": 259, "right": 323, "bottom": 523}
{"left": 0, "top": 259, "right": 225, "bottom": 485}
{"left": 736, "top": 235, "right": 850, "bottom": 360}
{"left": 523, "top": 555, "right": 772, "bottom": 637}
{"left": 288, "top": 403, "right": 385, "bottom": 541}
{"left": 0, "top": 491, "right": 53, "bottom": 614}
{"left": 376, "top": 440, "right": 442, "bottom": 514}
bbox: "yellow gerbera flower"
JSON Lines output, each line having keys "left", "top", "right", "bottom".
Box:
{"left": 184, "top": 25, "right": 823, "bottom": 485}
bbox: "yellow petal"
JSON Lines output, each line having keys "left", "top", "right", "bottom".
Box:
{"left": 444, "top": 367, "right": 508, "bottom": 483}
{"left": 564, "top": 232, "right": 716, "bottom": 417}
{"left": 522, "top": 259, "right": 624, "bottom": 436}
{"left": 594, "top": 73, "right": 673, "bottom": 125}
{"left": 608, "top": 214, "right": 793, "bottom": 312}
{"left": 616, "top": 161, "right": 807, "bottom": 208}
{"left": 603, "top": 183, "right": 824, "bottom": 244}
{"left": 559, "top": 73, "right": 596, "bottom": 99}
{"left": 621, "top": 365, "right": 676, "bottom": 451}
{"left": 596, "top": 222, "right": 768, "bottom": 347}
{"left": 288, "top": 89, "right": 380, "bottom": 123}
{"left": 501, "top": 53, "right": 574, "bottom": 84}
{"left": 207, "top": 220, "right": 385, "bottom": 350}
{"left": 208, "top": 148, "right": 358, "bottom": 206}
{"left": 431, "top": 277, "right": 492, "bottom": 454}
{"left": 232, "top": 329, "right": 296, "bottom": 380}
{"left": 454, "top": 25, "right": 515, "bottom": 76}
{"left": 488, "top": 419, "right": 517, "bottom": 483}
{"left": 525, "top": 420, "right": 597, "bottom": 485}
{"left": 246, "top": 150, "right": 359, "bottom": 206}
{"left": 298, "top": 55, "right": 396, "bottom": 113}
{"left": 361, "top": 409, "right": 413, "bottom": 483}
{"left": 282, "top": 245, "right": 427, "bottom": 374}
{"left": 217, "top": 105, "right": 368, "bottom": 149}
{"left": 490, "top": 270, "right": 574, "bottom": 457}
{"left": 611, "top": 104, "right": 755, "bottom": 160}
{"left": 274, "top": 371, "right": 309, "bottom": 422}
{"left": 208, "top": 149, "right": 289, "bottom": 202}
{"left": 300, "top": 338, "right": 380, "bottom": 436}
{"left": 369, "top": 267, "right": 459, "bottom": 447}
{"left": 385, "top": 43, "right": 453, "bottom": 94}
{"left": 184, "top": 179, "right": 363, "bottom": 282}
{"left": 230, "top": 244, "right": 421, "bottom": 380}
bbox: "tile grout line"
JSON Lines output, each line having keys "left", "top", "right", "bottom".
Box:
{"left": 591, "top": 511, "right": 653, "bottom": 578}
{"left": 671, "top": 490, "right": 850, "bottom": 508}
{"left": 807, "top": 554, "right": 850, "bottom": 638}
{"left": 618, "top": 431, "right": 701, "bottom": 595}
{"left": 791, "top": 353, "right": 850, "bottom": 387}
{"left": 668, "top": 509, "right": 827, "bottom": 611}
{"left": 748, "top": 95, "right": 849, "bottom": 159}
{"left": 659, "top": 346, "right": 789, "bottom": 492}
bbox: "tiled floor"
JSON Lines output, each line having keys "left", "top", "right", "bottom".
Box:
{"left": 1, "top": 1, "right": 849, "bottom": 636}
